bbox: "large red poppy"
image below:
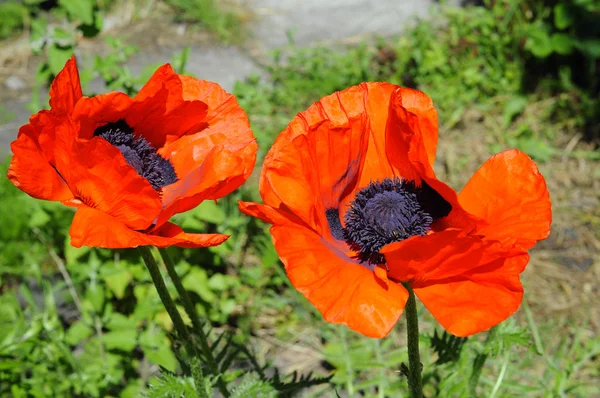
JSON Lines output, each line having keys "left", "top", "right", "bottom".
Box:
{"left": 8, "top": 57, "right": 257, "bottom": 249}
{"left": 239, "top": 82, "right": 551, "bottom": 338}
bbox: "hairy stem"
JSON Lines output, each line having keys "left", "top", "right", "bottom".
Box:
{"left": 158, "top": 248, "right": 230, "bottom": 397}
{"left": 191, "top": 357, "right": 210, "bottom": 398}
{"left": 403, "top": 283, "right": 423, "bottom": 398}
{"left": 140, "top": 246, "right": 212, "bottom": 398}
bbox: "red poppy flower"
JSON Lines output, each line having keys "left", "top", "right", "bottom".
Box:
{"left": 239, "top": 82, "right": 551, "bottom": 338}
{"left": 8, "top": 57, "right": 257, "bottom": 249}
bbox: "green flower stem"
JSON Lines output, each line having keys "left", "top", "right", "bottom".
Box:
{"left": 158, "top": 248, "right": 230, "bottom": 398}
{"left": 138, "top": 247, "right": 208, "bottom": 398}
{"left": 139, "top": 247, "right": 192, "bottom": 349}
{"left": 403, "top": 283, "right": 423, "bottom": 398}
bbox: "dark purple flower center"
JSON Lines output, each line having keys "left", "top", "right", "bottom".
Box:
{"left": 94, "top": 120, "right": 177, "bottom": 190}
{"left": 327, "top": 178, "right": 451, "bottom": 266}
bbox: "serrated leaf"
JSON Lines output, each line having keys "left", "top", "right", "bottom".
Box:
{"left": 430, "top": 329, "right": 467, "bottom": 365}
{"left": 231, "top": 374, "right": 277, "bottom": 398}
{"left": 147, "top": 373, "right": 197, "bottom": 398}
{"left": 485, "top": 319, "right": 531, "bottom": 357}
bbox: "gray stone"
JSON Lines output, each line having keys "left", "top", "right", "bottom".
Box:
{"left": 0, "top": 99, "right": 30, "bottom": 157}
{"left": 251, "top": 0, "right": 460, "bottom": 50}
{"left": 4, "top": 75, "right": 26, "bottom": 91}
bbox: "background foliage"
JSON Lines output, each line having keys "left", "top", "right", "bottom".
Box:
{"left": 0, "top": 0, "right": 598, "bottom": 396}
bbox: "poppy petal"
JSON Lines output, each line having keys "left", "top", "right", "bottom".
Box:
{"left": 127, "top": 85, "right": 208, "bottom": 149}
{"left": 62, "top": 137, "right": 161, "bottom": 230}
{"left": 49, "top": 56, "right": 82, "bottom": 115}
{"left": 356, "top": 82, "right": 397, "bottom": 187}
{"left": 257, "top": 85, "right": 378, "bottom": 235}
{"left": 413, "top": 253, "right": 529, "bottom": 337}
{"left": 72, "top": 92, "right": 133, "bottom": 139}
{"left": 160, "top": 77, "right": 256, "bottom": 194}
{"left": 377, "top": 86, "right": 478, "bottom": 232}
{"left": 459, "top": 149, "right": 552, "bottom": 251}
{"left": 271, "top": 224, "right": 409, "bottom": 338}
{"left": 7, "top": 123, "right": 73, "bottom": 201}
{"left": 134, "top": 64, "right": 182, "bottom": 106}
{"left": 395, "top": 87, "right": 438, "bottom": 167}
{"left": 156, "top": 146, "right": 248, "bottom": 227}
{"left": 70, "top": 205, "right": 229, "bottom": 248}
{"left": 384, "top": 87, "right": 438, "bottom": 183}
{"left": 238, "top": 201, "right": 306, "bottom": 226}
{"left": 382, "top": 229, "right": 506, "bottom": 284}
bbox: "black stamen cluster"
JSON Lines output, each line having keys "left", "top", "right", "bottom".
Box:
{"left": 326, "top": 178, "right": 451, "bottom": 266}
{"left": 94, "top": 120, "right": 178, "bottom": 190}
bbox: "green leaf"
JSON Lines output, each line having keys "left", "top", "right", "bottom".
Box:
{"left": 103, "top": 329, "right": 137, "bottom": 352}
{"left": 192, "top": 200, "right": 225, "bottom": 224}
{"left": 27, "top": 206, "right": 50, "bottom": 228}
{"left": 430, "top": 329, "right": 467, "bottom": 365}
{"left": 575, "top": 39, "right": 600, "bottom": 58}
{"left": 512, "top": 136, "right": 557, "bottom": 162}
{"left": 182, "top": 268, "right": 216, "bottom": 302}
{"left": 485, "top": 318, "right": 531, "bottom": 357}
{"left": 502, "top": 96, "right": 528, "bottom": 128}
{"left": 105, "top": 313, "right": 137, "bottom": 331}
{"left": 47, "top": 44, "right": 73, "bottom": 75}
{"left": 551, "top": 33, "right": 574, "bottom": 55}
{"left": 29, "top": 18, "right": 47, "bottom": 53}
{"left": 85, "top": 282, "right": 105, "bottom": 313}
{"left": 554, "top": 4, "right": 573, "bottom": 30}
{"left": 525, "top": 27, "right": 553, "bottom": 58}
{"left": 208, "top": 273, "right": 237, "bottom": 291}
{"left": 65, "top": 320, "right": 93, "bottom": 345}
{"left": 0, "top": 3, "right": 27, "bottom": 40}
{"left": 231, "top": 374, "right": 277, "bottom": 397}
{"left": 140, "top": 327, "right": 178, "bottom": 373}
{"left": 147, "top": 374, "right": 197, "bottom": 398}
{"left": 104, "top": 269, "right": 132, "bottom": 299}
{"left": 120, "top": 380, "right": 144, "bottom": 398}
{"left": 58, "top": 0, "right": 94, "bottom": 25}
{"left": 143, "top": 340, "right": 178, "bottom": 373}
